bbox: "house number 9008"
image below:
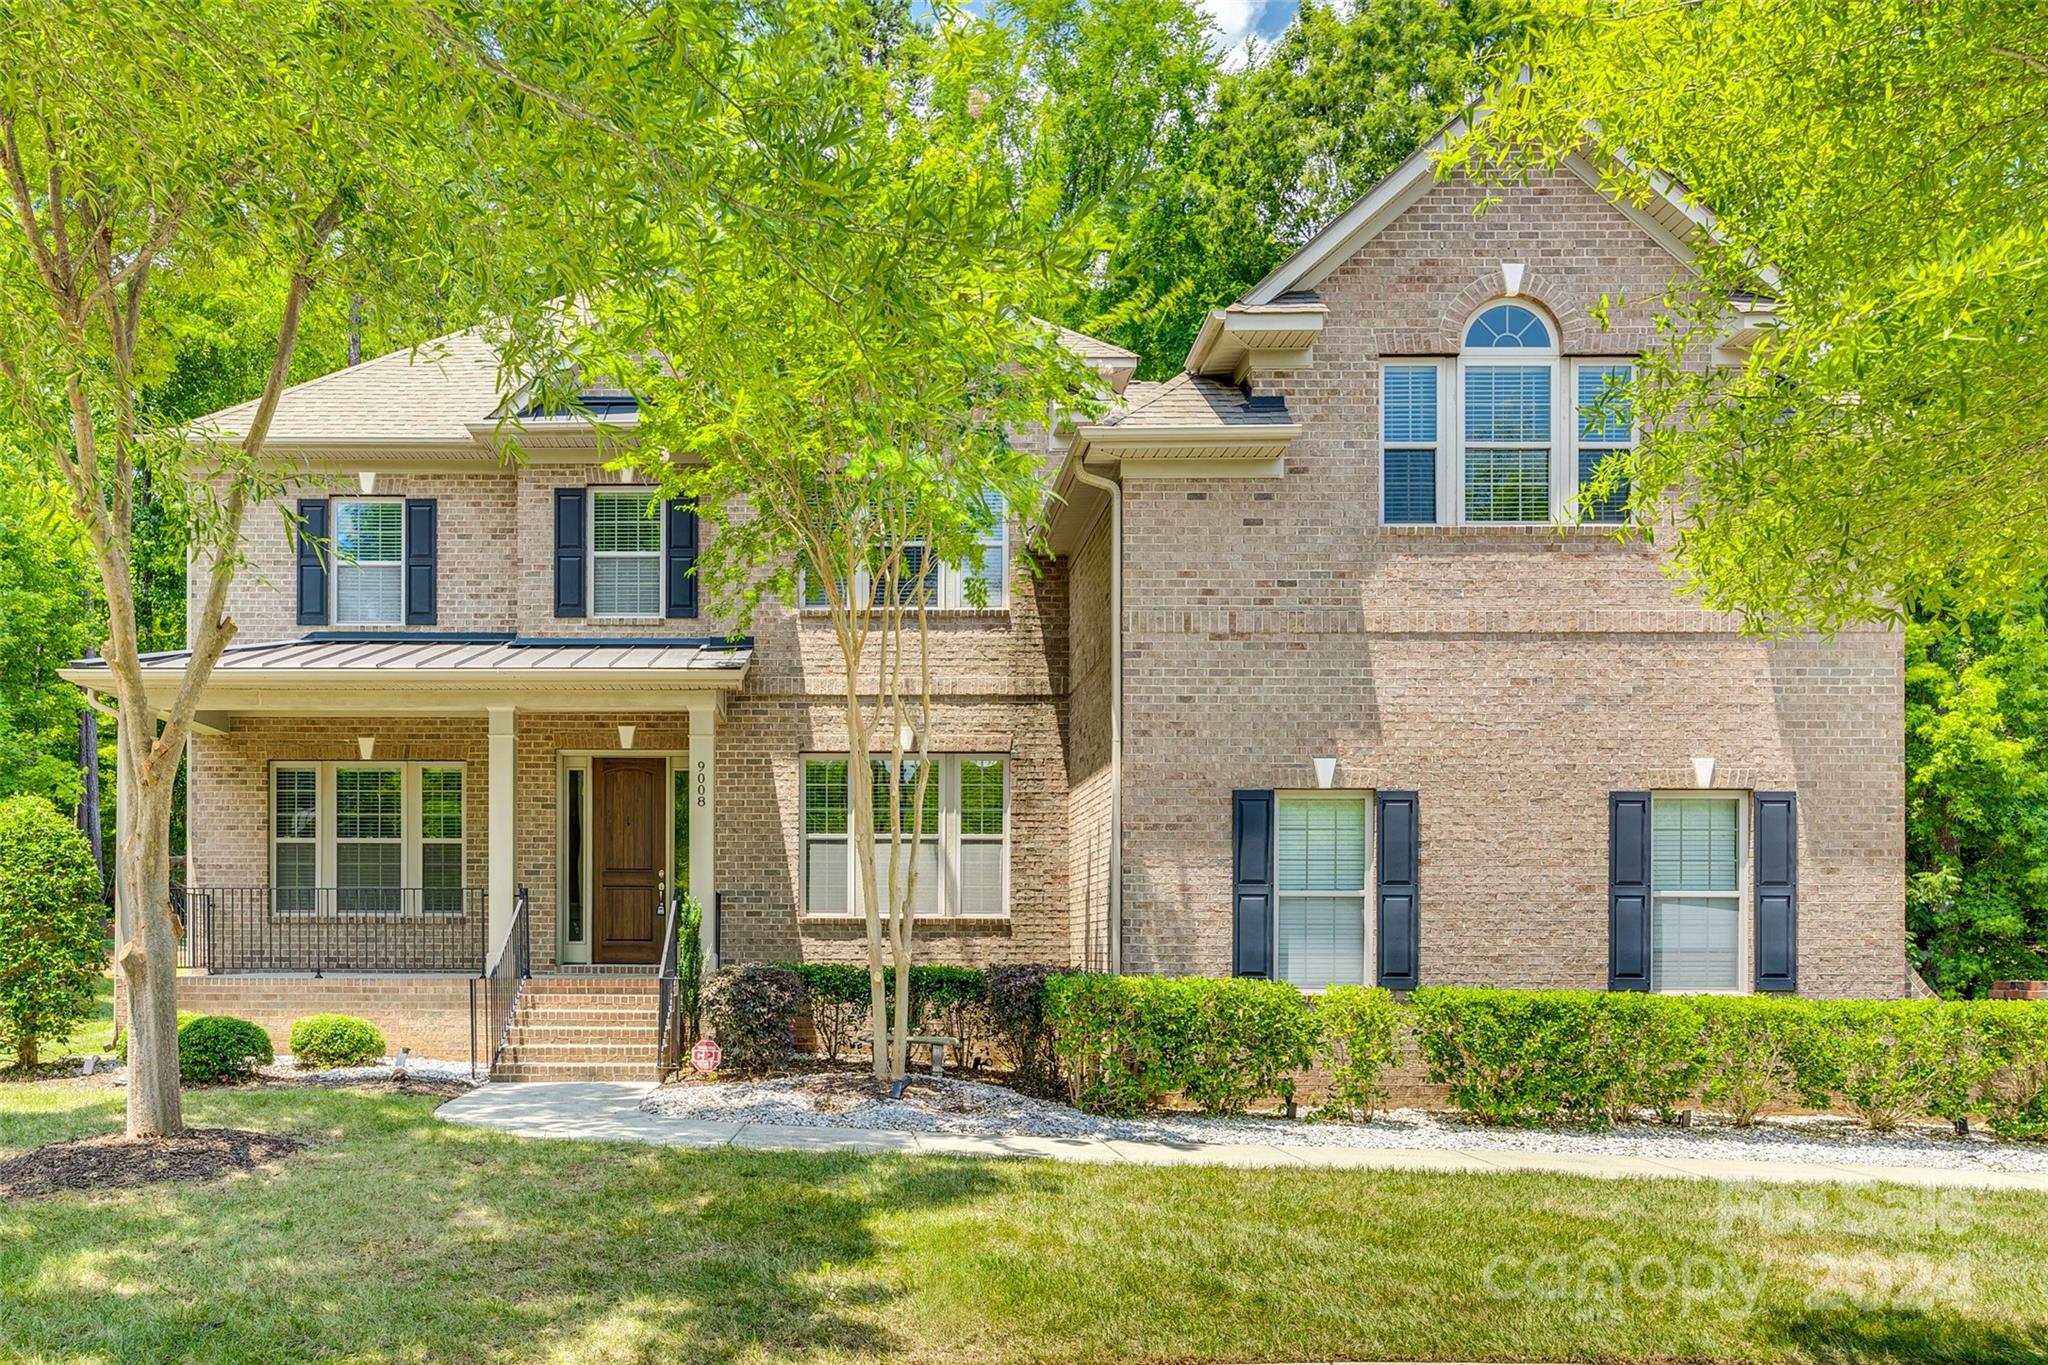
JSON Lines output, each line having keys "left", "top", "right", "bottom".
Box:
{"left": 695, "top": 759, "right": 708, "bottom": 809}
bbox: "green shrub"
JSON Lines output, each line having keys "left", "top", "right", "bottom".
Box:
{"left": 781, "top": 962, "right": 870, "bottom": 1060}
{"left": 1410, "top": 987, "right": 1616, "bottom": 1126}
{"left": 1596, "top": 992, "right": 1705, "bottom": 1123}
{"left": 1800, "top": 1001, "right": 1959, "bottom": 1132}
{"left": 177, "top": 1015, "right": 273, "bottom": 1084}
{"left": 288, "top": 1013, "right": 385, "bottom": 1068}
{"left": 1968, "top": 1001, "right": 2048, "bottom": 1139}
{"left": 703, "top": 964, "right": 804, "bottom": 1075}
{"left": 986, "top": 964, "right": 1062, "bottom": 1097}
{"left": 1046, "top": 974, "right": 1315, "bottom": 1117}
{"left": 1315, "top": 986, "right": 1401, "bottom": 1119}
{"left": 0, "top": 795, "right": 106, "bottom": 1069}
{"left": 115, "top": 1010, "right": 202, "bottom": 1063}
{"left": 1696, "top": 995, "right": 1816, "bottom": 1124}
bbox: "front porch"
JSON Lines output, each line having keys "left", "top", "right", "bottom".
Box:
{"left": 67, "top": 633, "right": 750, "bottom": 1078}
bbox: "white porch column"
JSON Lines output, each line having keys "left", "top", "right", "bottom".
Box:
{"left": 687, "top": 700, "right": 716, "bottom": 966}
{"left": 487, "top": 705, "right": 517, "bottom": 958}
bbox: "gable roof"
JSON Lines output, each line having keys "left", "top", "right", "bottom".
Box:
{"left": 194, "top": 319, "right": 1138, "bottom": 458}
{"left": 1097, "top": 374, "right": 1295, "bottom": 431}
{"left": 1234, "top": 114, "right": 1770, "bottom": 311}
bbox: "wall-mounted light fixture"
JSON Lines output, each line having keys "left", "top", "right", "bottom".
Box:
{"left": 357, "top": 735, "right": 376, "bottom": 760}
{"left": 1693, "top": 755, "right": 1716, "bottom": 789}
{"left": 618, "top": 724, "right": 636, "bottom": 750}
{"left": 1313, "top": 756, "right": 1338, "bottom": 789}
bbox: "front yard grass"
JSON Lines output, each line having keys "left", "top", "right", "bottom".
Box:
{"left": 4, "top": 1081, "right": 2047, "bottom": 1363}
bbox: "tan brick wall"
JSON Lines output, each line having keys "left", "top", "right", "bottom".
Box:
{"left": 1065, "top": 510, "right": 1115, "bottom": 971}
{"left": 167, "top": 974, "right": 476, "bottom": 1062}
{"left": 203, "top": 471, "right": 518, "bottom": 641}
{"left": 1112, "top": 168, "right": 1907, "bottom": 997}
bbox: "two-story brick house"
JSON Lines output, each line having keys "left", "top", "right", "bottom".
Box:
{"left": 69, "top": 135, "right": 1907, "bottom": 1074}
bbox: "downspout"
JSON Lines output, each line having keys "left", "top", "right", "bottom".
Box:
{"left": 1070, "top": 460, "right": 1123, "bottom": 975}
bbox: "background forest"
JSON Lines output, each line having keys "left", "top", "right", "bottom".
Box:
{"left": 2, "top": 0, "right": 2038, "bottom": 996}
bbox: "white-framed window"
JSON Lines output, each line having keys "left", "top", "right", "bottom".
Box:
{"left": 269, "top": 761, "right": 467, "bottom": 916}
{"left": 272, "top": 766, "right": 319, "bottom": 914}
{"left": 799, "top": 494, "right": 1010, "bottom": 612}
{"left": 332, "top": 499, "right": 405, "bottom": 625}
{"left": 590, "top": 487, "right": 663, "bottom": 618}
{"left": 1461, "top": 302, "right": 1556, "bottom": 524}
{"left": 1650, "top": 793, "right": 1747, "bottom": 993}
{"left": 1573, "top": 360, "right": 1635, "bottom": 523}
{"left": 1379, "top": 302, "right": 1638, "bottom": 528}
{"left": 800, "top": 753, "right": 1010, "bottom": 917}
{"left": 1275, "top": 794, "right": 1370, "bottom": 989}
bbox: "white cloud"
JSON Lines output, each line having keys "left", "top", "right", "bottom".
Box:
{"left": 1199, "top": 0, "right": 1260, "bottom": 68}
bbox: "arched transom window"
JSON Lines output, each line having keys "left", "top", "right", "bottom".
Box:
{"left": 1378, "top": 301, "right": 1635, "bottom": 527}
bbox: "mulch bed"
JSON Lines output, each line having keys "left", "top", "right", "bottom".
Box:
{"left": 0, "top": 1127, "right": 302, "bottom": 1200}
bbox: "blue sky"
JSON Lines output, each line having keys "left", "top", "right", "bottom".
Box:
{"left": 1204, "top": 0, "right": 1302, "bottom": 59}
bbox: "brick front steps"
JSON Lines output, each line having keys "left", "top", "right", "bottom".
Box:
{"left": 493, "top": 976, "right": 665, "bottom": 1082}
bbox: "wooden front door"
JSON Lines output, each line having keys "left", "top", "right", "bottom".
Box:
{"left": 592, "top": 756, "right": 666, "bottom": 964}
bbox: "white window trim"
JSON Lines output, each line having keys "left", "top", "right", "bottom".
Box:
{"left": 1273, "top": 789, "right": 1375, "bottom": 990}
{"left": 798, "top": 510, "right": 1012, "bottom": 613}
{"left": 330, "top": 497, "right": 406, "bottom": 626}
{"left": 1379, "top": 305, "right": 1640, "bottom": 528}
{"left": 800, "top": 753, "right": 1010, "bottom": 918}
{"left": 588, "top": 486, "right": 665, "bottom": 621}
{"left": 269, "top": 760, "right": 467, "bottom": 916}
{"left": 1569, "top": 358, "right": 1638, "bottom": 525}
{"left": 1649, "top": 789, "right": 1752, "bottom": 996}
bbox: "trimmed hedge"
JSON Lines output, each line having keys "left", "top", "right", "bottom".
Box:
{"left": 1045, "top": 974, "right": 1319, "bottom": 1117}
{"left": 289, "top": 1014, "right": 386, "bottom": 1068}
{"left": 779, "top": 962, "right": 997, "bottom": 1064}
{"left": 178, "top": 1015, "right": 273, "bottom": 1084}
{"left": 987, "top": 964, "right": 1063, "bottom": 1097}
{"left": 1413, "top": 988, "right": 2048, "bottom": 1134}
{"left": 1317, "top": 986, "right": 1402, "bottom": 1120}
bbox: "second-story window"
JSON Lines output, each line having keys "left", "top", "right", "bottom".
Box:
{"left": 1378, "top": 302, "right": 1638, "bottom": 529}
{"left": 590, "top": 488, "right": 663, "bottom": 618}
{"left": 333, "top": 500, "right": 404, "bottom": 625}
{"left": 800, "top": 494, "right": 1011, "bottom": 612}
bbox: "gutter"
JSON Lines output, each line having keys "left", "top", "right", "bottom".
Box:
{"left": 1069, "top": 460, "right": 1123, "bottom": 975}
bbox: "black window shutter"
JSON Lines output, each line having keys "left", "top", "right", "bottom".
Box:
{"left": 1231, "top": 789, "right": 1275, "bottom": 978}
{"left": 553, "top": 488, "right": 586, "bottom": 618}
{"left": 295, "top": 498, "right": 330, "bottom": 626}
{"left": 1755, "top": 791, "right": 1799, "bottom": 993}
{"left": 665, "top": 496, "right": 698, "bottom": 619}
{"left": 1375, "top": 790, "right": 1420, "bottom": 989}
{"left": 1608, "top": 791, "right": 1653, "bottom": 991}
{"left": 403, "top": 498, "right": 438, "bottom": 625}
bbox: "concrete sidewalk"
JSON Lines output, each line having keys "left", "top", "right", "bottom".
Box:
{"left": 434, "top": 1081, "right": 2048, "bottom": 1191}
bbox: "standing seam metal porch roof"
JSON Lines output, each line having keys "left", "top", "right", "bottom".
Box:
{"left": 61, "top": 633, "right": 753, "bottom": 686}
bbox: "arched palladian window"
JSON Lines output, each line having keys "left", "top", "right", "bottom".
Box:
{"left": 1379, "top": 301, "right": 1635, "bottom": 526}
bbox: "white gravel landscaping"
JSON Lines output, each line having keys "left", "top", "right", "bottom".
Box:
{"left": 258, "top": 1055, "right": 480, "bottom": 1086}
{"left": 640, "top": 1072, "right": 2048, "bottom": 1174}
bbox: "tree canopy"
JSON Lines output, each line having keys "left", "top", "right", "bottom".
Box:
{"left": 1451, "top": 0, "right": 2048, "bottom": 633}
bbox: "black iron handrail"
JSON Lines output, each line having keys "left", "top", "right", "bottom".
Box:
{"left": 468, "top": 886, "right": 531, "bottom": 1081}
{"left": 174, "top": 885, "right": 487, "bottom": 975}
{"left": 654, "top": 894, "right": 682, "bottom": 1081}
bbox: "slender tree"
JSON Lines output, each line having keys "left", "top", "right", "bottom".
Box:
{"left": 569, "top": 4, "right": 1099, "bottom": 1080}
{"left": 0, "top": 1, "right": 583, "bottom": 1135}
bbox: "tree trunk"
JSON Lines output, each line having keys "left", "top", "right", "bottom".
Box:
{"left": 117, "top": 716, "right": 185, "bottom": 1138}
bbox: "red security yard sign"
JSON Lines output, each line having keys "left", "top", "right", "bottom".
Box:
{"left": 690, "top": 1038, "right": 721, "bottom": 1074}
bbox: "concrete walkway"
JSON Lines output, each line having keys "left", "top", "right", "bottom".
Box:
{"left": 434, "top": 1082, "right": 2048, "bottom": 1191}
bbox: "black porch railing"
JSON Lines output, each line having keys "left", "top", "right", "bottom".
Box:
{"left": 173, "top": 885, "right": 488, "bottom": 975}
{"left": 470, "top": 887, "right": 530, "bottom": 1080}
{"left": 655, "top": 895, "right": 682, "bottom": 1081}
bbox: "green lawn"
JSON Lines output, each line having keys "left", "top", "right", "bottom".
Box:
{"left": 4, "top": 1082, "right": 2047, "bottom": 1363}
{"left": 48, "top": 973, "right": 116, "bottom": 1061}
